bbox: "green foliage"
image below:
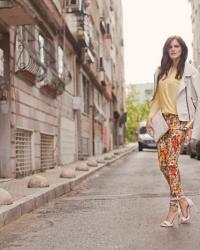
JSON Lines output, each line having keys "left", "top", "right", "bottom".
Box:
{"left": 125, "top": 85, "right": 150, "bottom": 142}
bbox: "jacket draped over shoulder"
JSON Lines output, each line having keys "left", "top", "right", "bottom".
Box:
{"left": 153, "top": 62, "right": 200, "bottom": 140}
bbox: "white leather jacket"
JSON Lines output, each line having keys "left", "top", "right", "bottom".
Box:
{"left": 154, "top": 62, "right": 200, "bottom": 140}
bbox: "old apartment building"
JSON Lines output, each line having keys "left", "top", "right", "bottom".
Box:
{"left": 189, "top": 0, "right": 200, "bottom": 68}
{"left": 0, "top": 0, "right": 126, "bottom": 178}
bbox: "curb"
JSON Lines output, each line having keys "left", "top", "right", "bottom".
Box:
{"left": 0, "top": 144, "right": 137, "bottom": 229}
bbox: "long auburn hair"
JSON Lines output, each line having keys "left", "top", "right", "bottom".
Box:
{"left": 153, "top": 36, "right": 188, "bottom": 99}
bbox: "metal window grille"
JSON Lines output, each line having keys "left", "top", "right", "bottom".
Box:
{"left": 41, "top": 134, "right": 54, "bottom": 170}
{"left": 16, "top": 129, "right": 32, "bottom": 178}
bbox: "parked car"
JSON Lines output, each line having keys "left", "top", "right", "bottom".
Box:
{"left": 187, "top": 139, "right": 200, "bottom": 160}
{"left": 137, "top": 121, "right": 157, "bottom": 151}
{"left": 180, "top": 141, "right": 189, "bottom": 154}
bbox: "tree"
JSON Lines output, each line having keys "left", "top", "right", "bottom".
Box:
{"left": 125, "top": 85, "right": 150, "bottom": 142}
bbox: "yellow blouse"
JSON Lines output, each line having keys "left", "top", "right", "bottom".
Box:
{"left": 148, "top": 71, "right": 180, "bottom": 118}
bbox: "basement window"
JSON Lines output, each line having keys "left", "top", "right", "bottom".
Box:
{"left": 41, "top": 133, "right": 54, "bottom": 170}
{"left": 16, "top": 129, "right": 32, "bottom": 178}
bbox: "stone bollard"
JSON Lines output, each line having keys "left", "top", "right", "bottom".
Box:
{"left": 0, "top": 188, "right": 13, "bottom": 205}
{"left": 60, "top": 168, "right": 76, "bottom": 178}
{"left": 104, "top": 154, "right": 113, "bottom": 160}
{"left": 87, "top": 159, "right": 98, "bottom": 167}
{"left": 75, "top": 163, "right": 89, "bottom": 171}
{"left": 27, "top": 174, "right": 49, "bottom": 188}
{"left": 114, "top": 150, "right": 120, "bottom": 155}
{"left": 96, "top": 157, "right": 105, "bottom": 164}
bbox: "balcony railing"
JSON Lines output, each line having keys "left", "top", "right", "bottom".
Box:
{"left": 38, "top": 68, "right": 66, "bottom": 98}
{"left": 76, "top": 14, "right": 93, "bottom": 48}
{"left": 15, "top": 26, "right": 47, "bottom": 85}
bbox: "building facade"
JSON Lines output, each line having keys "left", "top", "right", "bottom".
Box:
{"left": 189, "top": 0, "right": 200, "bottom": 68}
{"left": 0, "top": 0, "right": 126, "bottom": 178}
{"left": 130, "top": 82, "right": 154, "bottom": 104}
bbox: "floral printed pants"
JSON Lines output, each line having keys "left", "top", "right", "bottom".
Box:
{"left": 157, "top": 113, "right": 187, "bottom": 198}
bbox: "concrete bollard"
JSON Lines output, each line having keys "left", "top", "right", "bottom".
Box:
{"left": 96, "top": 157, "right": 106, "bottom": 163}
{"left": 75, "top": 163, "right": 89, "bottom": 171}
{"left": 0, "top": 188, "right": 13, "bottom": 205}
{"left": 60, "top": 168, "right": 76, "bottom": 178}
{"left": 104, "top": 154, "right": 113, "bottom": 160}
{"left": 27, "top": 174, "right": 49, "bottom": 188}
{"left": 87, "top": 159, "right": 98, "bottom": 167}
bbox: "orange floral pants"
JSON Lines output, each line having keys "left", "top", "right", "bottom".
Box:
{"left": 157, "top": 114, "right": 187, "bottom": 198}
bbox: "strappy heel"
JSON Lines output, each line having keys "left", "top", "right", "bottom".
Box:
{"left": 179, "top": 197, "right": 195, "bottom": 224}
{"left": 160, "top": 198, "right": 181, "bottom": 227}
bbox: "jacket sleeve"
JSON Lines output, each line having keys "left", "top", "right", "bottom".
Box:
{"left": 148, "top": 90, "right": 160, "bottom": 118}
{"left": 148, "top": 68, "right": 160, "bottom": 119}
{"left": 191, "top": 70, "right": 200, "bottom": 140}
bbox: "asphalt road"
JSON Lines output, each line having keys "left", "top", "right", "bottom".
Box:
{"left": 0, "top": 149, "right": 200, "bottom": 250}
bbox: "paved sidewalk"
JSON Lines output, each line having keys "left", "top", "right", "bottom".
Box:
{"left": 0, "top": 143, "right": 137, "bottom": 229}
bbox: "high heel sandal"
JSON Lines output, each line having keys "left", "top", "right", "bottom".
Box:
{"left": 180, "top": 197, "right": 194, "bottom": 224}
{"left": 160, "top": 198, "right": 181, "bottom": 227}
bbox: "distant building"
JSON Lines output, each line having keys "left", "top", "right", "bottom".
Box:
{"left": 131, "top": 83, "right": 154, "bottom": 104}
{"left": 188, "top": 0, "right": 200, "bottom": 69}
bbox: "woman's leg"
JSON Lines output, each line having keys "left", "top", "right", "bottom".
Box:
{"left": 158, "top": 114, "right": 187, "bottom": 224}
{"left": 157, "top": 133, "right": 171, "bottom": 186}
{"left": 165, "top": 128, "right": 186, "bottom": 198}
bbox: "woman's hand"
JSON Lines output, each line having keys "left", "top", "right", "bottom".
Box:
{"left": 146, "top": 117, "right": 153, "bottom": 136}
{"left": 185, "top": 128, "right": 192, "bottom": 143}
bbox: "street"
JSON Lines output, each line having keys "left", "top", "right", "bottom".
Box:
{"left": 0, "top": 149, "right": 200, "bottom": 250}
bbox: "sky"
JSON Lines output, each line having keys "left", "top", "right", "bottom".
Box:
{"left": 122, "top": 0, "right": 193, "bottom": 85}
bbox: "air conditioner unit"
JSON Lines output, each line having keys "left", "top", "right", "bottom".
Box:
{"left": 65, "top": 0, "right": 83, "bottom": 13}
{"left": 73, "top": 96, "right": 81, "bottom": 110}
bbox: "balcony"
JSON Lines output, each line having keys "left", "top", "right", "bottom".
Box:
{"left": 0, "top": 1, "right": 34, "bottom": 25}
{"left": 76, "top": 14, "right": 93, "bottom": 48}
{"left": 15, "top": 26, "right": 46, "bottom": 85}
{"left": 94, "top": 101, "right": 106, "bottom": 124}
{"left": 38, "top": 69, "right": 66, "bottom": 98}
{"left": 77, "top": 28, "right": 90, "bottom": 47}
{"left": 104, "top": 83, "right": 112, "bottom": 101}
{"left": 98, "top": 56, "right": 112, "bottom": 85}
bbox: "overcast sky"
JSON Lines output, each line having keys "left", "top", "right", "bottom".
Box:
{"left": 122, "top": 0, "right": 193, "bottom": 85}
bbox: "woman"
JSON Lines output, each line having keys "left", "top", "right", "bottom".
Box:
{"left": 146, "top": 35, "right": 200, "bottom": 227}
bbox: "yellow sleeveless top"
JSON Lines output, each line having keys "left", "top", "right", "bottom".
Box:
{"left": 149, "top": 71, "right": 180, "bottom": 118}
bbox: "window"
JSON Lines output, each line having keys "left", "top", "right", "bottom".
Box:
{"left": 58, "top": 46, "right": 64, "bottom": 78}
{"left": 39, "top": 34, "right": 45, "bottom": 64}
{"left": 47, "top": 39, "right": 56, "bottom": 72}
{"left": 41, "top": 134, "right": 54, "bottom": 170}
{"left": 0, "top": 49, "right": 4, "bottom": 77}
{"left": 99, "top": 57, "right": 104, "bottom": 71}
{"left": 83, "top": 75, "right": 89, "bottom": 114}
{"left": 21, "top": 25, "right": 36, "bottom": 53}
{"left": 16, "top": 129, "right": 32, "bottom": 177}
{"left": 139, "top": 126, "right": 147, "bottom": 134}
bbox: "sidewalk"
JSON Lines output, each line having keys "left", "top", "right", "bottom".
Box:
{"left": 0, "top": 143, "right": 137, "bottom": 229}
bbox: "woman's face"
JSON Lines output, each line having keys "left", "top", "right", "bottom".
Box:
{"left": 168, "top": 39, "right": 182, "bottom": 61}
